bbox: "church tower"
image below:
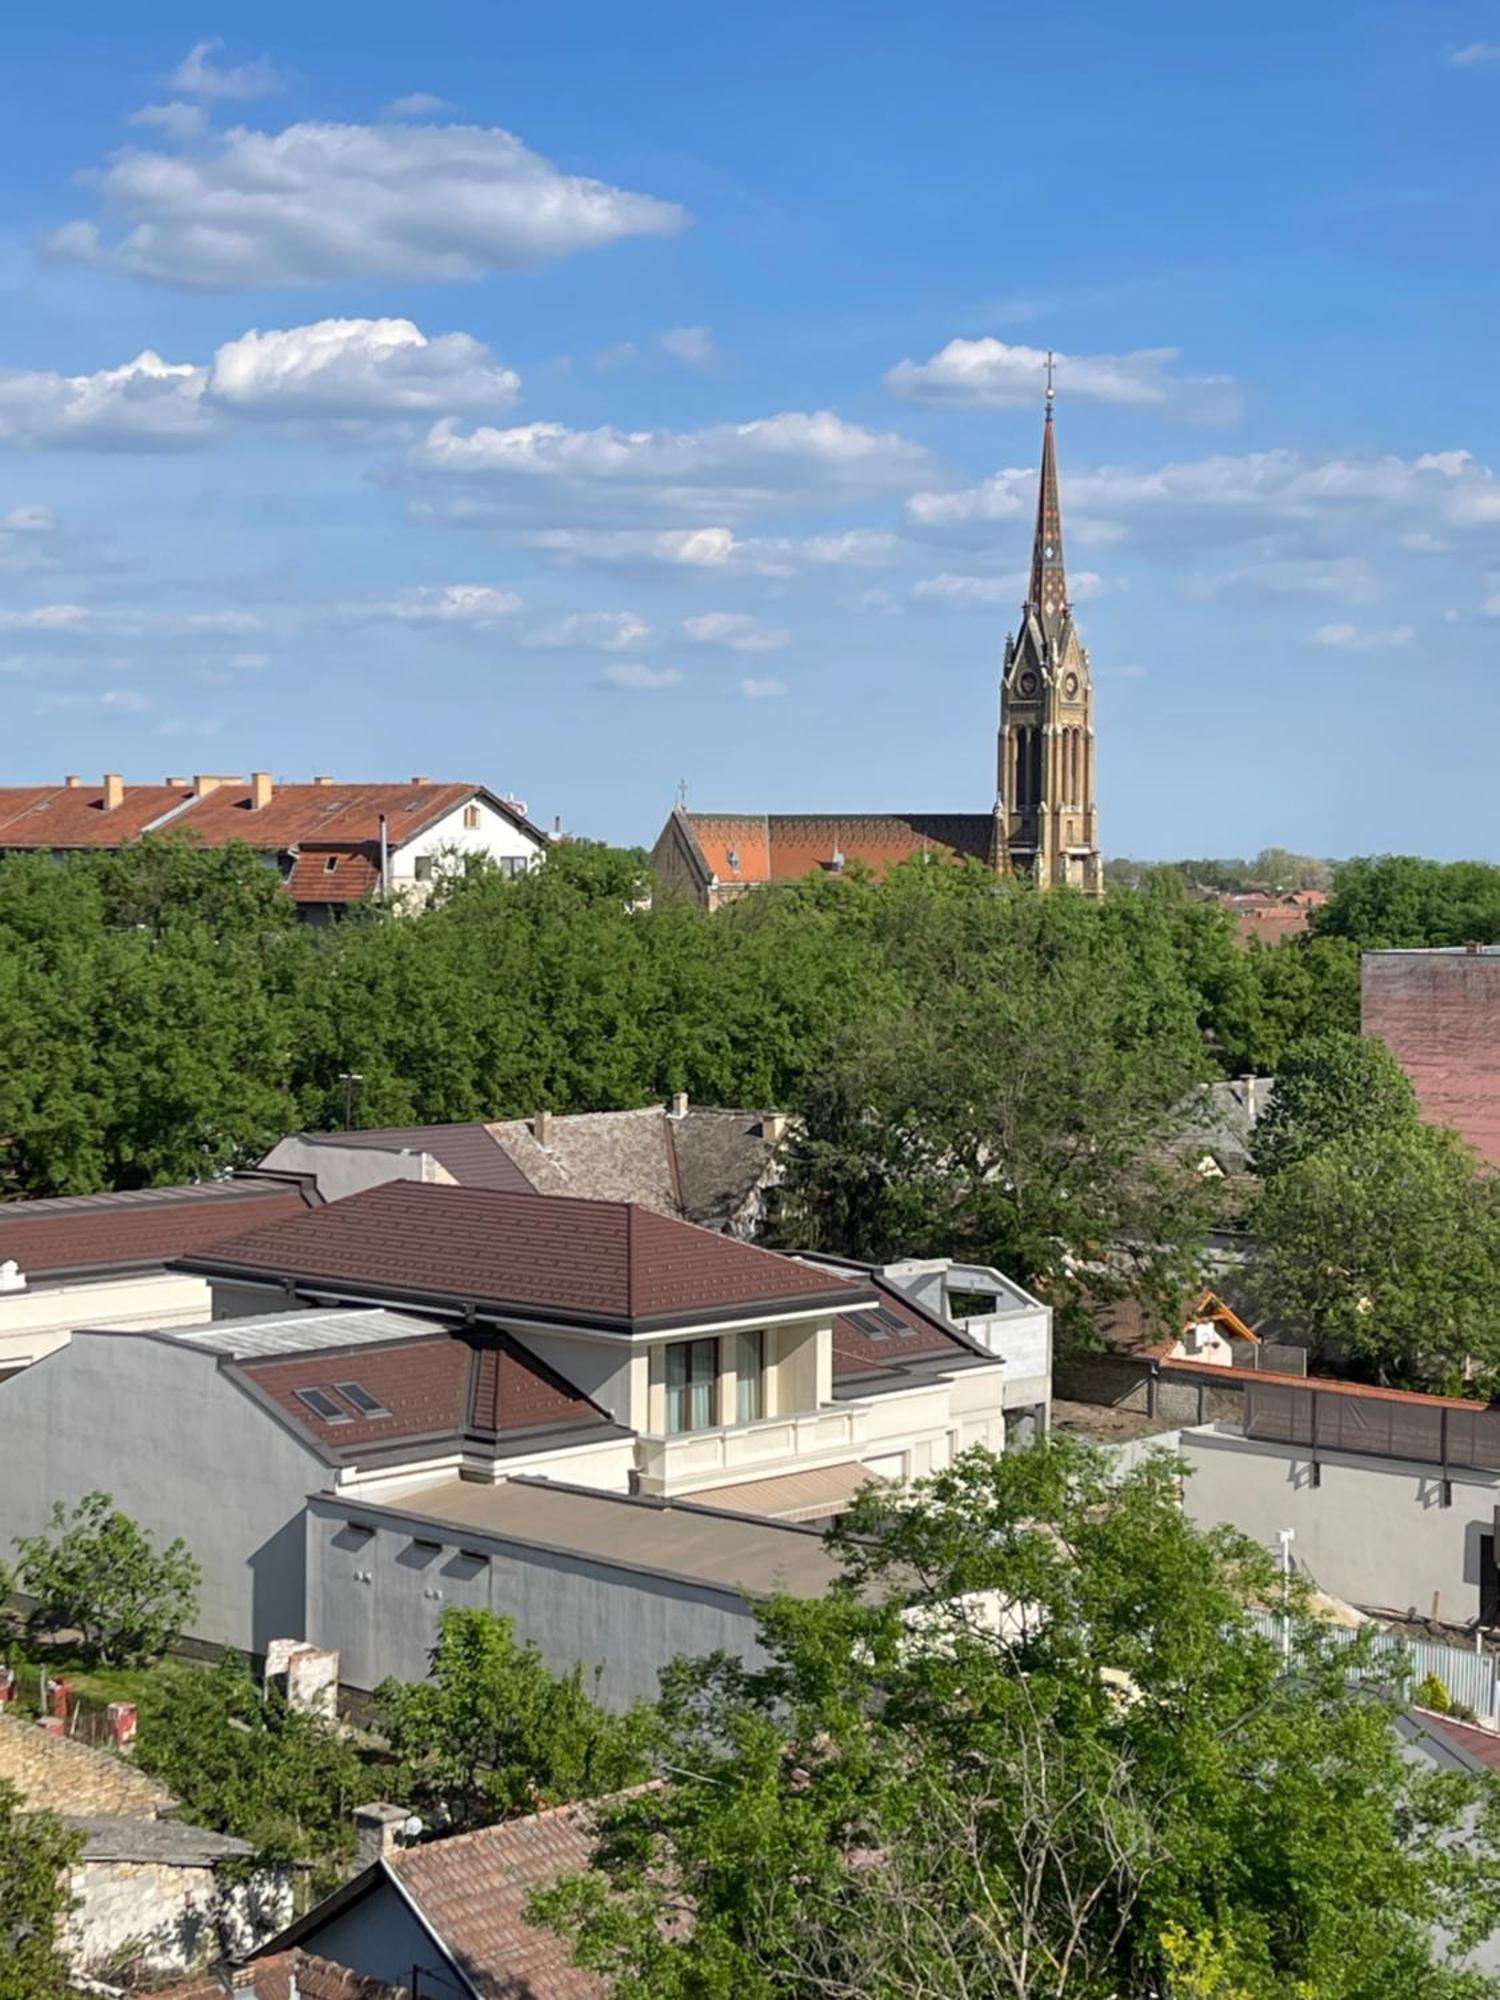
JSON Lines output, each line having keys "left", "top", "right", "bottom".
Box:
{"left": 997, "top": 365, "right": 1102, "bottom": 893}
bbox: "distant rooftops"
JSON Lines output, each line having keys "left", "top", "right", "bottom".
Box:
{"left": 266, "top": 1099, "right": 790, "bottom": 1233}
{"left": 175, "top": 1180, "right": 871, "bottom": 1334}
{"left": 667, "top": 808, "right": 999, "bottom": 892}
{"left": 0, "top": 1174, "right": 318, "bottom": 1286}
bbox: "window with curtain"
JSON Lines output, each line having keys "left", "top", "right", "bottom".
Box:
{"left": 665, "top": 1338, "right": 718, "bottom": 1434}
{"left": 736, "top": 1329, "right": 765, "bottom": 1425}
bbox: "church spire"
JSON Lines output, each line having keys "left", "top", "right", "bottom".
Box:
{"left": 1026, "top": 353, "right": 1068, "bottom": 628}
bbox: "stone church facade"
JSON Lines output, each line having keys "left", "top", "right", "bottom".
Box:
{"left": 652, "top": 381, "right": 1102, "bottom": 906}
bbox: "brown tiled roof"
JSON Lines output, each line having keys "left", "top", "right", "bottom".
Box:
{"left": 285, "top": 847, "right": 381, "bottom": 904}
{"left": 0, "top": 783, "right": 193, "bottom": 847}
{"left": 831, "top": 1277, "right": 971, "bottom": 1376}
{"left": 683, "top": 810, "right": 997, "bottom": 887}
{"left": 239, "top": 1328, "right": 607, "bottom": 1451}
{"left": 168, "top": 781, "right": 477, "bottom": 851}
{"left": 160, "top": 1951, "right": 406, "bottom": 1999}
{"left": 1413, "top": 1710, "right": 1500, "bottom": 1774}
{"left": 0, "top": 1178, "right": 316, "bottom": 1281}
{"left": 303, "top": 1124, "right": 535, "bottom": 1195}
{"left": 179, "top": 1181, "right": 870, "bottom": 1333}
{"left": 390, "top": 1803, "right": 608, "bottom": 1999}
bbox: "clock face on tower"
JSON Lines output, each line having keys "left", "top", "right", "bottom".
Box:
{"left": 1064, "top": 672, "right": 1079, "bottom": 698}
{"left": 1018, "top": 670, "right": 1039, "bottom": 696}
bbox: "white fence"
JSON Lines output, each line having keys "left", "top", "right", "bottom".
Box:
{"left": 1246, "top": 1606, "right": 1500, "bottom": 1721}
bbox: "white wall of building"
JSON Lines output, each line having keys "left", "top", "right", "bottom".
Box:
{"left": 388, "top": 796, "right": 544, "bottom": 891}
{"left": 0, "top": 1271, "right": 212, "bottom": 1377}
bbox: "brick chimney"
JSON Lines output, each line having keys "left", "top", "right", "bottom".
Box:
{"left": 64, "top": 774, "right": 82, "bottom": 789}
{"left": 535, "top": 1110, "right": 554, "bottom": 1148}
{"left": 250, "top": 771, "right": 274, "bottom": 811}
{"left": 102, "top": 773, "right": 124, "bottom": 811}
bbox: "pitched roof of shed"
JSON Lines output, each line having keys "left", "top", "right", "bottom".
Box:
{"left": 0, "top": 1177, "right": 316, "bottom": 1281}
{"left": 389, "top": 1804, "right": 608, "bottom": 1998}
{"left": 179, "top": 1180, "right": 869, "bottom": 1332}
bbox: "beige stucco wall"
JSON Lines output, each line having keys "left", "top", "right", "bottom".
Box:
{"left": 0, "top": 1271, "right": 212, "bottom": 1376}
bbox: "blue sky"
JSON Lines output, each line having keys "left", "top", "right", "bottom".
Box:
{"left": 2, "top": 1, "right": 1498, "bottom": 857}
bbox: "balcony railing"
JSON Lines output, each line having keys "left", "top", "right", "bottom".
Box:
{"left": 634, "top": 1404, "right": 867, "bottom": 1498}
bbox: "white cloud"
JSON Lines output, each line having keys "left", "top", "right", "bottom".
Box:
{"left": 910, "top": 446, "right": 1500, "bottom": 558}
{"left": 385, "top": 93, "right": 449, "bottom": 117}
{"left": 0, "top": 504, "right": 58, "bottom": 575}
{"left": 886, "top": 338, "right": 1237, "bottom": 420}
{"left": 167, "top": 39, "right": 285, "bottom": 101}
{"left": 604, "top": 662, "right": 680, "bottom": 689}
{"left": 797, "top": 529, "right": 905, "bottom": 567}
{"left": 48, "top": 119, "right": 687, "bottom": 287}
{"left": 854, "top": 587, "right": 903, "bottom": 616}
{"left": 0, "top": 351, "right": 207, "bottom": 448}
{"left": 523, "top": 527, "right": 788, "bottom": 574}
{"left": 413, "top": 409, "right": 935, "bottom": 522}
{"left": 528, "top": 610, "right": 649, "bottom": 650}
{"left": 129, "top": 101, "right": 208, "bottom": 141}
{"left": 207, "top": 317, "right": 520, "bottom": 421}
{"left": 0, "top": 603, "right": 260, "bottom": 636}
{"left": 3, "top": 504, "right": 55, "bottom": 533}
{"left": 1190, "top": 556, "right": 1383, "bottom": 604}
{"left": 914, "top": 568, "right": 1107, "bottom": 606}
{"left": 1452, "top": 41, "right": 1500, "bottom": 63}
{"left": 737, "top": 676, "right": 787, "bottom": 699}
{"left": 682, "top": 611, "right": 789, "bottom": 652}
{"left": 660, "top": 325, "right": 714, "bottom": 367}
{"left": 1313, "top": 621, "right": 1415, "bottom": 650}
{"left": 367, "top": 584, "right": 524, "bottom": 624}
{"left": 37, "top": 686, "right": 150, "bottom": 712}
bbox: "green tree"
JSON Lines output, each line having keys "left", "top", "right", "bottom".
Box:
{"left": 1314, "top": 856, "right": 1500, "bottom": 950}
{"left": 14, "top": 1493, "right": 199, "bottom": 1667}
{"left": 375, "top": 1607, "right": 652, "bottom": 1829}
{"left": 133, "top": 1654, "right": 367, "bottom": 1877}
{"left": 1251, "top": 1123, "right": 1500, "bottom": 1385}
{"left": 1250, "top": 1029, "right": 1419, "bottom": 1179}
{"left": 770, "top": 879, "right": 1219, "bottom": 1339}
{"left": 535, "top": 1440, "right": 1500, "bottom": 2000}
{"left": 0, "top": 1782, "right": 82, "bottom": 2000}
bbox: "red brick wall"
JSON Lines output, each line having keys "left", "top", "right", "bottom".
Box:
{"left": 1362, "top": 951, "right": 1500, "bottom": 1166}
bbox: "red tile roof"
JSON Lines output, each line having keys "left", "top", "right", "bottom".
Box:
{"left": 0, "top": 783, "right": 193, "bottom": 848}
{"left": 1414, "top": 1710, "right": 1500, "bottom": 1774}
{"left": 179, "top": 1181, "right": 872, "bottom": 1332}
{"left": 159, "top": 1951, "right": 405, "bottom": 1999}
{"left": 683, "top": 811, "right": 997, "bottom": 887}
{"left": 239, "top": 1327, "right": 608, "bottom": 1449}
{"left": 831, "top": 1277, "right": 971, "bottom": 1375}
{"left": 169, "top": 782, "right": 476, "bottom": 851}
{"left": 389, "top": 1803, "right": 608, "bottom": 1999}
{"left": 285, "top": 847, "right": 382, "bottom": 904}
{"left": 0, "top": 1178, "right": 316, "bottom": 1282}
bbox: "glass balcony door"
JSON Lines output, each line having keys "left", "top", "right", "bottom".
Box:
{"left": 665, "top": 1336, "right": 719, "bottom": 1435}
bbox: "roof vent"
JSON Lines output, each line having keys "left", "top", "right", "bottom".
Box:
{"left": 827, "top": 846, "right": 845, "bottom": 874}
{"left": 726, "top": 847, "right": 741, "bottom": 872}
{"left": 668, "top": 1091, "right": 689, "bottom": 1119}
{"left": 0, "top": 1259, "right": 25, "bottom": 1294}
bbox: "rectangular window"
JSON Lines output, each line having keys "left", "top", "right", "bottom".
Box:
{"left": 463, "top": 804, "right": 480, "bottom": 829}
{"left": 335, "top": 1382, "right": 390, "bottom": 1418}
{"left": 295, "top": 1387, "right": 350, "bottom": 1424}
{"left": 665, "top": 1338, "right": 719, "bottom": 1434}
{"left": 736, "top": 1329, "right": 765, "bottom": 1425}
{"left": 413, "top": 855, "right": 435, "bottom": 883}
{"left": 503, "top": 855, "right": 529, "bottom": 878}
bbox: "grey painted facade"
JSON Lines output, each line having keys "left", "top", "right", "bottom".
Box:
{"left": 0, "top": 1333, "right": 327, "bottom": 1653}
{"left": 306, "top": 1495, "right": 774, "bottom": 1705}
{"left": 283, "top": 1878, "right": 452, "bottom": 1996}
{"left": 1181, "top": 1425, "right": 1500, "bottom": 1622}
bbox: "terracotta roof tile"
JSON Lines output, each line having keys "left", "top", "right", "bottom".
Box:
{"left": 159, "top": 1951, "right": 405, "bottom": 1999}
{"left": 0, "top": 1179, "right": 315, "bottom": 1281}
{"left": 168, "top": 782, "right": 476, "bottom": 850}
{"left": 285, "top": 847, "right": 381, "bottom": 903}
{"left": 390, "top": 1803, "right": 608, "bottom": 1998}
{"left": 0, "top": 783, "right": 194, "bottom": 847}
{"left": 683, "top": 811, "right": 996, "bottom": 886}
{"left": 179, "top": 1181, "right": 869, "bottom": 1332}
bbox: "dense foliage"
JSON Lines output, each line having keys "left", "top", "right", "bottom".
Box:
{"left": 1312, "top": 855, "right": 1500, "bottom": 949}
{"left": 1250, "top": 1029, "right": 1420, "bottom": 1180}
{"left": 535, "top": 1438, "right": 1500, "bottom": 2000}
{"left": 133, "top": 1653, "right": 367, "bottom": 1878}
{"left": 0, "top": 1781, "right": 82, "bottom": 2000}
{"left": 375, "top": 1606, "right": 653, "bottom": 1829}
{"left": 13, "top": 1492, "right": 200, "bottom": 1668}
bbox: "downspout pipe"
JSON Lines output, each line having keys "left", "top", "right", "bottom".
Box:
{"left": 378, "top": 813, "right": 390, "bottom": 901}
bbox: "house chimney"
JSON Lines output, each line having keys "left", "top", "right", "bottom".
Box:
{"left": 164, "top": 776, "right": 188, "bottom": 788}
{"left": 64, "top": 774, "right": 82, "bottom": 789}
{"left": 760, "top": 1112, "right": 788, "bottom": 1144}
{"left": 1241, "top": 1075, "right": 1258, "bottom": 1120}
{"left": 102, "top": 773, "right": 124, "bottom": 811}
{"left": 535, "top": 1110, "right": 554, "bottom": 1148}
{"left": 250, "top": 771, "right": 274, "bottom": 811}
{"left": 409, "top": 775, "right": 431, "bottom": 785}
{"left": 313, "top": 774, "right": 337, "bottom": 787}
{"left": 669, "top": 1091, "right": 689, "bottom": 1120}
{"left": 353, "top": 1801, "right": 414, "bottom": 1870}
{"left": 1467, "top": 940, "right": 1483, "bottom": 956}
{"left": 193, "top": 774, "right": 242, "bottom": 799}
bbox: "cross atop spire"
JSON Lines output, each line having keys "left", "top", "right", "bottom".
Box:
{"left": 1027, "top": 356, "right": 1068, "bottom": 629}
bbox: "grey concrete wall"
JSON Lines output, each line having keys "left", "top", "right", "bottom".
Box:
{"left": 510, "top": 1326, "right": 635, "bottom": 1427}
{"left": 307, "top": 1499, "right": 773, "bottom": 1707}
{"left": 0, "top": 1334, "right": 325, "bottom": 1654}
{"left": 1181, "top": 1426, "right": 1500, "bottom": 1622}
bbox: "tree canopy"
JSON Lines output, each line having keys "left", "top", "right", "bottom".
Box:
{"left": 1250, "top": 1028, "right": 1420, "bottom": 1180}
{"left": 0, "top": 1782, "right": 81, "bottom": 2000}
{"left": 535, "top": 1438, "right": 1500, "bottom": 2000}
{"left": 13, "top": 1491, "right": 200, "bottom": 1668}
